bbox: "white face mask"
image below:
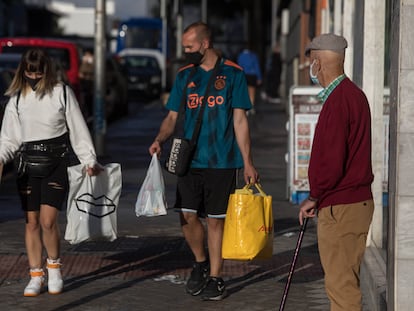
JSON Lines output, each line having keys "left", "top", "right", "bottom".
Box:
{"left": 309, "top": 60, "right": 320, "bottom": 85}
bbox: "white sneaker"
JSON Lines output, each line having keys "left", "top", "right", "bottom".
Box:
{"left": 46, "top": 258, "right": 63, "bottom": 294}
{"left": 24, "top": 269, "right": 45, "bottom": 297}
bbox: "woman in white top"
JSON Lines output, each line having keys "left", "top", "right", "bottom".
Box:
{"left": 0, "top": 48, "right": 102, "bottom": 297}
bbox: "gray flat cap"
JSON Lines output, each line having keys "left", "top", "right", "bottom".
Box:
{"left": 305, "top": 33, "right": 348, "bottom": 56}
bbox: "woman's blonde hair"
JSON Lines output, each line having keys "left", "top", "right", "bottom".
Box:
{"left": 6, "top": 48, "right": 58, "bottom": 98}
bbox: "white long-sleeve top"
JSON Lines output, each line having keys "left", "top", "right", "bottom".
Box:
{"left": 0, "top": 83, "right": 97, "bottom": 167}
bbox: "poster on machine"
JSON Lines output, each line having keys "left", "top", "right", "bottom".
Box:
{"left": 287, "top": 86, "right": 390, "bottom": 204}
{"left": 287, "top": 87, "right": 322, "bottom": 201}
{"left": 294, "top": 113, "right": 318, "bottom": 188}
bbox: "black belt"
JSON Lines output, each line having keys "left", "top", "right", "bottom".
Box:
{"left": 21, "top": 142, "right": 68, "bottom": 154}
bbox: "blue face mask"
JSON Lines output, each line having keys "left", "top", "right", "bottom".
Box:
{"left": 309, "top": 60, "right": 320, "bottom": 85}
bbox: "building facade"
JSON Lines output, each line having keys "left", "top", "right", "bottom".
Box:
{"left": 279, "top": 0, "right": 413, "bottom": 310}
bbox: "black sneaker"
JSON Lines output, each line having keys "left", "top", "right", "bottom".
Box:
{"left": 201, "top": 277, "right": 227, "bottom": 301}
{"left": 185, "top": 261, "right": 209, "bottom": 296}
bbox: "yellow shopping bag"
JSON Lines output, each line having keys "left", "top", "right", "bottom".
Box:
{"left": 222, "top": 183, "right": 274, "bottom": 260}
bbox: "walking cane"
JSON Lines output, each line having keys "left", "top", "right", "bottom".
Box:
{"left": 278, "top": 216, "right": 309, "bottom": 311}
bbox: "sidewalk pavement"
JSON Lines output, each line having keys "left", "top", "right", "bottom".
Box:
{"left": 0, "top": 98, "right": 331, "bottom": 310}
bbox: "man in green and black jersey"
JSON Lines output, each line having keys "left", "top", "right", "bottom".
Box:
{"left": 149, "top": 22, "right": 258, "bottom": 301}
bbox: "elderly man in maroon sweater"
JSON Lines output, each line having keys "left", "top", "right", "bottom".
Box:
{"left": 298, "top": 33, "right": 374, "bottom": 311}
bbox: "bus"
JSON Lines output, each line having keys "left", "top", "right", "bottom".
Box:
{"left": 116, "top": 17, "right": 164, "bottom": 53}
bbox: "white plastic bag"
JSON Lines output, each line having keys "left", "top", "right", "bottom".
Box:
{"left": 64, "top": 163, "right": 121, "bottom": 244}
{"left": 135, "top": 154, "right": 167, "bottom": 217}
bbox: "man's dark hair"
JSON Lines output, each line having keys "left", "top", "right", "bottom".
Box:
{"left": 183, "top": 21, "right": 214, "bottom": 47}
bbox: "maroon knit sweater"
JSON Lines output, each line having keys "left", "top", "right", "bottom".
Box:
{"left": 308, "top": 78, "right": 374, "bottom": 209}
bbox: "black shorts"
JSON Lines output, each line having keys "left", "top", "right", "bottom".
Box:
{"left": 16, "top": 134, "right": 69, "bottom": 212}
{"left": 245, "top": 74, "right": 258, "bottom": 86}
{"left": 17, "top": 157, "right": 69, "bottom": 212}
{"left": 174, "top": 168, "right": 239, "bottom": 218}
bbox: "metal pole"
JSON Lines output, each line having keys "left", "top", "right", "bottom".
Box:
{"left": 333, "top": 0, "right": 342, "bottom": 34}
{"left": 343, "top": 0, "right": 355, "bottom": 79}
{"left": 271, "top": 0, "right": 279, "bottom": 48}
{"left": 243, "top": 9, "right": 249, "bottom": 43}
{"left": 363, "top": 0, "right": 386, "bottom": 248}
{"left": 201, "top": 0, "right": 207, "bottom": 23}
{"left": 160, "top": 0, "right": 167, "bottom": 91}
{"left": 94, "top": 0, "right": 106, "bottom": 156}
{"left": 176, "top": 15, "right": 183, "bottom": 59}
{"left": 280, "top": 9, "right": 289, "bottom": 100}
{"left": 175, "top": 0, "right": 183, "bottom": 59}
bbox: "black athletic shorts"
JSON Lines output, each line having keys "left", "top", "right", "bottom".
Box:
{"left": 245, "top": 74, "right": 258, "bottom": 86}
{"left": 174, "top": 168, "right": 239, "bottom": 218}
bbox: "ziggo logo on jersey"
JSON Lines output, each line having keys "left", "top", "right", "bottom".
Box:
{"left": 187, "top": 94, "right": 225, "bottom": 109}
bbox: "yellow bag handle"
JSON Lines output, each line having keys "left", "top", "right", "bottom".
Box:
{"left": 235, "top": 183, "right": 267, "bottom": 196}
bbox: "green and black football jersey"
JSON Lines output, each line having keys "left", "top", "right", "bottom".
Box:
{"left": 166, "top": 58, "right": 252, "bottom": 169}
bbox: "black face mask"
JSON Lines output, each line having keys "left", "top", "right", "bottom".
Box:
{"left": 24, "top": 76, "right": 42, "bottom": 91}
{"left": 185, "top": 51, "right": 204, "bottom": 65}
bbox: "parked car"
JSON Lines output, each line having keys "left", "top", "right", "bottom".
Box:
{"left": 0, "top": 55, "right": 19, "bottom": 127}
{"left": 0, "top": 37, "right": 81, "bottom": 97}
{"left": 117, "top": 48, "right": 164, "bottom": 100}
{"left": 0, "top": 39, "right": 128, "bottom": 123}
{"left": 0, "top": 69, "right": 14, "bottom": 175}
{"left": 0, "top": 68, "right": 14, "bottom": 126}
{"left": 0, "top": 39, "right": 93, "bottom": 124}
{"left": 0, "top": 53, "right": 22, "bottom": 72}
{"left": 0, "top": 54, "right": 20, "bottom": 127}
